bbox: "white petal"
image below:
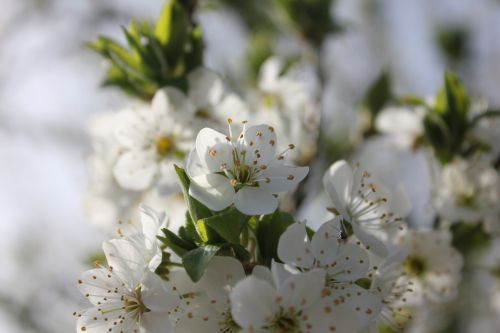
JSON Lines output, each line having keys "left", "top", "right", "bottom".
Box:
{"left": 230, "top": 276, "right": 279, "bottom": 329}
{"left": 198, "top": 256, "right": 246, "bottom": 305}
{"left": 252, "top": 265, "right": 274, "bottom": 286}
{"left": 195, "top": 128, "right": 234, "bottom": 172}
{"left": 310, "top": 218, "right": 341, "bottom": 266}
{"left": 102, "top": 239, "right": 144, "bottom": 287}
{"left": 141, "top": 311, "right": 175, "bottom": 333}
{"left": 352, "top": 223, "right": 388, "bottom": 257}
{"left": 139, "top": 205, "right": 164, "bottom": 250}
{"left": 77, "top": 307, "right": 136, "bottom": 333}
{"left": 77, "top": 268, "right": 126, "bottom": 306}
{"left": 152, "top": 87, "right": 195, "bottom": 116}
{"left": 188, "top": 67, "right": 224, "bottom": 109}
{"left": 258, "top": 57, "right": 282, "bottom": 92}
{"left": 186, "top": 148, "right": 208, "bottom": 177}
{"left": 337, "top": 285, "right": 382, "bottom": 330}
{"left": 114, "top": 109, "right": 152, "bottom": 149}
{"left": 258, "top": 164, "right": 309, "bottom": 193}
{"left": 113, "top": 150, "right": 158, "bottom": 190}
{"left": 328, "top": 243, "right": 369, "bottom": 281}
{"left": 304, "top": 301, "right": 359, "bottom": 333}
{"left": 242, "top": 124, "right": 278, "bottom": 166}
{"left": 189, "top": 173, "right": 235, "bottom": 211}
{"left": 277, "top": 222, "right": 314, "bottom": 268}
{"left": 278, "top": 270, "right": 325, "bottom": 311}
{"left": 233, "top": 186, "right": 278, "bottom": 215}
{"left": 141, "top": 270, "right": 179, "bottom": 312}
{"left": 157, "top": 159, "right": 182, "bottom": 195}
{"left": 323, "top": 160, "right": 352, "bottom": 218}
{"left": 215, "top": 94, "right": 251, "bottom": 122}
{"left": 391, "top": 184, "right": 411, "bottom": 217}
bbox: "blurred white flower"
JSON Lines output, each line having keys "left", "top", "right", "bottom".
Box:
{"left": 112, "top": 88, "right": 195, "bottom": 193}
{"left": 375, "top": 106, "right": 424, "bottom": 149}
{"left": 395, "top": 229, "right": 463, "bottom": 305}
{"left": 253, "top": 57, "right": 320, "bottom": 164}
{"left": 434, "top": 158, "right": 500, "bottom": 233}
{"left": 229, "top": 269, "right": 358, "bottom": 333}
{"left": 323, "top": 160, "right": 411, "bottom": 256}
{"left": 187, "top": 123, "right": 309, "bottom": 215}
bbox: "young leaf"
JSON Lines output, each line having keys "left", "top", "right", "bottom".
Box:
{"left": 158, "top": 228, "right": 196, "bottom": 257}
{"left": 199, "top": 208, "right": 249, "bottom": 244}
{"left": 255, "top": 211, "right": 295, "bottom": 266}
{"left": 174, "top": 165, "right": 213, "bottom": 222}
{"left": 182, "top": 245, "right": 221, "bottom": 282}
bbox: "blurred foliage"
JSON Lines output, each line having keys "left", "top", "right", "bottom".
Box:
{"left": 450, "top": 222, "right": 490, "bottom": 255}
{"left": 436, "top": 27, "right": 469, "bottom": 64}
{"left": 276, "top": 0, "right": 340, "bottom": 47}
{"left": 362, "top": 71, "right": 393, "bottom": 136}
{"left": 89, "top": 0, "right": 203, "bottom": 101}
{"left": 423, "top": 72, "right": 470, "bottom": 163}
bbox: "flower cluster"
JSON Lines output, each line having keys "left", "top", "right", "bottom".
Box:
{"left": 75, "top": 2, "right": 500, "bottom": 332}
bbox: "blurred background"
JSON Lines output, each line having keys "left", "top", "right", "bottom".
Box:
{"left": 0, "top": 0, "right": 499, "bottom": 332}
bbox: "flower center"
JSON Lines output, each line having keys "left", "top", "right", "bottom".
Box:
{"left": 195, "top": 108, "right": 211, "bottom": 119}
{"left": 123, "top": 286, "right": 150, "bottom": 317}
{"left": 403, "top": 256, "right": 427, "bottom": 277}
{"left": 267, "top": 309, "right": 301, "bottom": 333}
{"left": 218, "top": 308, "right": 241, "bottom": 333}
{"left": 456, "top": 191, "right": 476, "bottom": 208}
{"left": 155, "top": 136, "right": 174, "bottom": 157}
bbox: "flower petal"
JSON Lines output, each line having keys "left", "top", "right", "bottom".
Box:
{"left": 230, "top": 276, "right": 279, "bottom": 330}
{"left": 141, "top": 270, "right": 180, "bottom": 312}
{"left": 242, "top": 124, "right": 278, "bottom": 166}
{"left": 188, "top": 67, "right": 224, "bottom": 109}
{"left": 198, "top": 256, "right": 246, "bottom": 305}
{"left": 102, "top": 239, "right": 144, "bottom": 287}
{"left": 278, "top": 270, "right": 325, "bottom": 311}
{"left": 189, "top": 173, "right": 235, "bottom": 211}
{"left": 336, "top": 285, "right": 382, "bottom": 330}
{"left": 323, "top": 160, "right": 352, "bottom": 218}
{"left": 114, "top": 108, "right": 153, "bottom": 149}
{"left": 310, "top": 217, "right": 342, "bottom": 266}
{"left": 152, "top": 87, "right": 195, "bottom": 117}
{"left": 195, "top": 128, "right": 234, "bottom": 172}
{"left": 141, "top": 311, "right": 175, "bottom": 333}
{"left": 233, "top": 186, "right": 278, "bottom": 215}
{"left": 113, "top": 150, "right": 157, "bottom": 190}
{"left": 277, "top": 222, "right": 314, "bottom": 269}
{"left": 304, "top": 301, "right": 359, "bottom": 333}
{"left": 352, "top": 223, "right": 388, "bottom": 257}
{"left": 258, "top": 164, "right": 309, "bottom": 193}
{"left": 328, "top": 243, "right": 369, "bottom": 281}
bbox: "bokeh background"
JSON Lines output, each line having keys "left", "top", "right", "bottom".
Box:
{"left": 1, "top": 0, "right": 499, "bottom": 332}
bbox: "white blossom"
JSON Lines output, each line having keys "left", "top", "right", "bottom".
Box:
{"left": 75, "top": 239, "right": 180, "bottom": 333}
{"left": 394, "top": 229, "right": 463, "bottom": 305}
{"left": 187, "top": 122, "right": 309, "bottom": 215}
{"left": 229, "top": 268, "right": 358, "bottom": 333}
{"left": 253, "top": 57, "right": 320, "bottom": 164}
{"left": 112, "top": 88, "right": 195, "bottom": 193}
{"left": 323, "top": 160, "right": 411, "bottom": 257}
{"left": 277, "top": 219, "right": 383, "bottom": 330}
{"left": 434, "top": 158, "right": 500, "bottom": 233}
{"left": 175, "top": 256, "right": 246, "bottom": 332}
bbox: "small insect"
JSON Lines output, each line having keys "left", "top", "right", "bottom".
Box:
{"left": 338, "top": 230, "right": 348, "bottom": 241}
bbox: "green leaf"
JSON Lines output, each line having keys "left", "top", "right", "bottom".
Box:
{"left": 174, "top": 165, "right": 213, "bottom": 222}
{"left": 255, "top": 211, "right": 295, "bottom": 266}
{"left": 182, "top": 245, "right": 221, "bottom": 282}
{"left": 158, "top": 228, "right": 196, "bottom": 257}
{"left": 155, "top": 0, "right": 176, "bottom": 45}
{"left": 199, "top": 208, "right": 249, "bottom": 244}
{"left": 363, "top": 72, "right": 392, "bottom": 116}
